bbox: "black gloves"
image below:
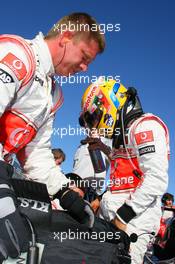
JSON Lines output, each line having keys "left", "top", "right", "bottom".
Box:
{"left": 55, "top": 187, "right": 94, "bottom": 228}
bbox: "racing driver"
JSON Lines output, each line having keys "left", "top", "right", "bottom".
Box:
{"left": 73, "top": 77, "right": 170, "bottom": 264}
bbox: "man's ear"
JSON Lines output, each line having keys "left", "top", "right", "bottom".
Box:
{"left": 59, "top": 31, "right": 75, "bottom": 47}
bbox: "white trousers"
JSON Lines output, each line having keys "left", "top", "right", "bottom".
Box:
{"left": 98, "top": 191, "right": 161, "bottom": 264}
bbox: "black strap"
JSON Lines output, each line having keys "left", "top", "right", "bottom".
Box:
{"left": 11, "top": 179, "right": 51, "bottom": 204}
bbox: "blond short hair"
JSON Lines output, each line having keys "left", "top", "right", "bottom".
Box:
{"left": 45, "top": 12, "right": 105, "bottom": 53}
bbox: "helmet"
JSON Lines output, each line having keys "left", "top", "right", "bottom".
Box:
{"left": 80, "top": 77, "right": 128, "bottom": 137}
{"left": 80, "top": 77, "right": 143, "bottom": 138}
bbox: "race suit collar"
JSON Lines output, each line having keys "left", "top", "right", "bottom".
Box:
{"left": 32, "top": 32, "right": 54, "bottom": 76}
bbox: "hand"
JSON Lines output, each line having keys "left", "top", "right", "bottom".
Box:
{"left": 91, "top": 198, "right": 100, "bottom": 213}
{"left": 55, "top": 187, "right": 94, "bottom": 228}
{"left": 112, "top": 216, "right": 127, "bottom": 232}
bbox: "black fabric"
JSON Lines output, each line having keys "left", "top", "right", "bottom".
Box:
{"left": 13, "top": 180, "right": 52, "bottom": 230}
{"left": 122, "top": 88, "right": 144, "bottom": 128}
{"left": 50, "top": 211, "right": 130, "bottom": 247}
{"left": 39, "top": 232, "right": 121, "bottom": 264}
{"left": 0, "top": 160, "right": 14, "bottom": 185}
{"left": 17, "top": 198, "right": 131, "bottom": 263}
{"left": 55, "top": 187, "right": 91, "bottom": 225}
{"left": 0, "top": 161, "right": 30, "bottom": 261}
{"left": 117, "top": 203, "right": 136, "bottom": 224}
{"left": 35, "top": 211, "right": 131, "bottom": 264}
{"left": 11, "top": 179, "right": 51, "bottom": 203}
{"left": 0, "top": 210, "right": 30, "bottom": 259}
{"left": 0, "top": 239, "right": 8, "bottom": 263}
{"left": 18, "top": 197, "right": 51, "bottom": 229}
{"left": 112, "top": 88, "right": 144, "bottom": 149}
{"left": 0, "top": 187, "right": 17, "bottom": 202}
{"left": 9, "top": 179, "right": 131, "bottom": 264}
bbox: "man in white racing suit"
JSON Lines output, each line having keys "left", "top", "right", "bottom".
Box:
{"left": 73, "top": 78, "right": 169, "bottom": 264}
{"left": 0, "top": 13, "right": 105, "bottom": 261}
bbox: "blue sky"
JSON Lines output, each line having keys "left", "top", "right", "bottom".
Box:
{"left": 1, "top": 0, "right": 174, "bottom": 195}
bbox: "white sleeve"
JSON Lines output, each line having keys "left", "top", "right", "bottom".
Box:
{"left": 0, "top": 65, "right": 17, "bottom": 115}
{"left": 126, "top": 120, "right": 169, "bottom": 215}
{"left": 0, "top": 68, "right": 17, "bottom": 161}
{"left": 0, "top": 40, "right": 30, "bottom": 116}
{"left": 0, "top": 42, "right": 29, "bottom": 160}
{"left": 17, "top": 116, "right": 69, "bottom": 196}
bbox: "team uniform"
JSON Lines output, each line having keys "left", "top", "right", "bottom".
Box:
{"left": 0, "top": 33, "right": 98, "bottom": 261}
{"left": 0, "top": 33, "right": 69, "bottom": 195}
{"left": 74, "top": 113, "right": 169, "bottom": 263}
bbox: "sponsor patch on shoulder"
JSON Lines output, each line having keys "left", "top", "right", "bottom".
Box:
{"left": 0, "top": 52, "right": 27, "bottom": 80}
{"left": 135, "top": 130, "right": 154, "bottom": 145}
{"left": 0, "top": 68, "right": 14, "bottom": 83}
{"left": 138, "top": 145, "right": 155, "bottom": 156}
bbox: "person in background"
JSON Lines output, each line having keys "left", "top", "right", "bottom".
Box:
{"left": 156, "top": 193, "right": 175, "bottom": 243}
{"left": 162, "top": 193, "right": 174, "bottom": 208}
{"left": 161, "top": 192, "right": 175, "bottom": 227}
{"left": 52, "top": 148, "right": 66, "bottom": 166}
{"left": 159, "top": 193, "right": 175, "bottom": 232}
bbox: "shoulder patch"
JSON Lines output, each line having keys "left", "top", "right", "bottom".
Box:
{"left": 135, "top": 130, "right": 154, "bottom": 145}
{"left": 0, "top": 52, "right": 27, "bottom": 81}
{"left": 139, "top": 145, "right": 155, "bottom": 156}
{"left": 0, "top": 68, "right": 14, "bottom": 83}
